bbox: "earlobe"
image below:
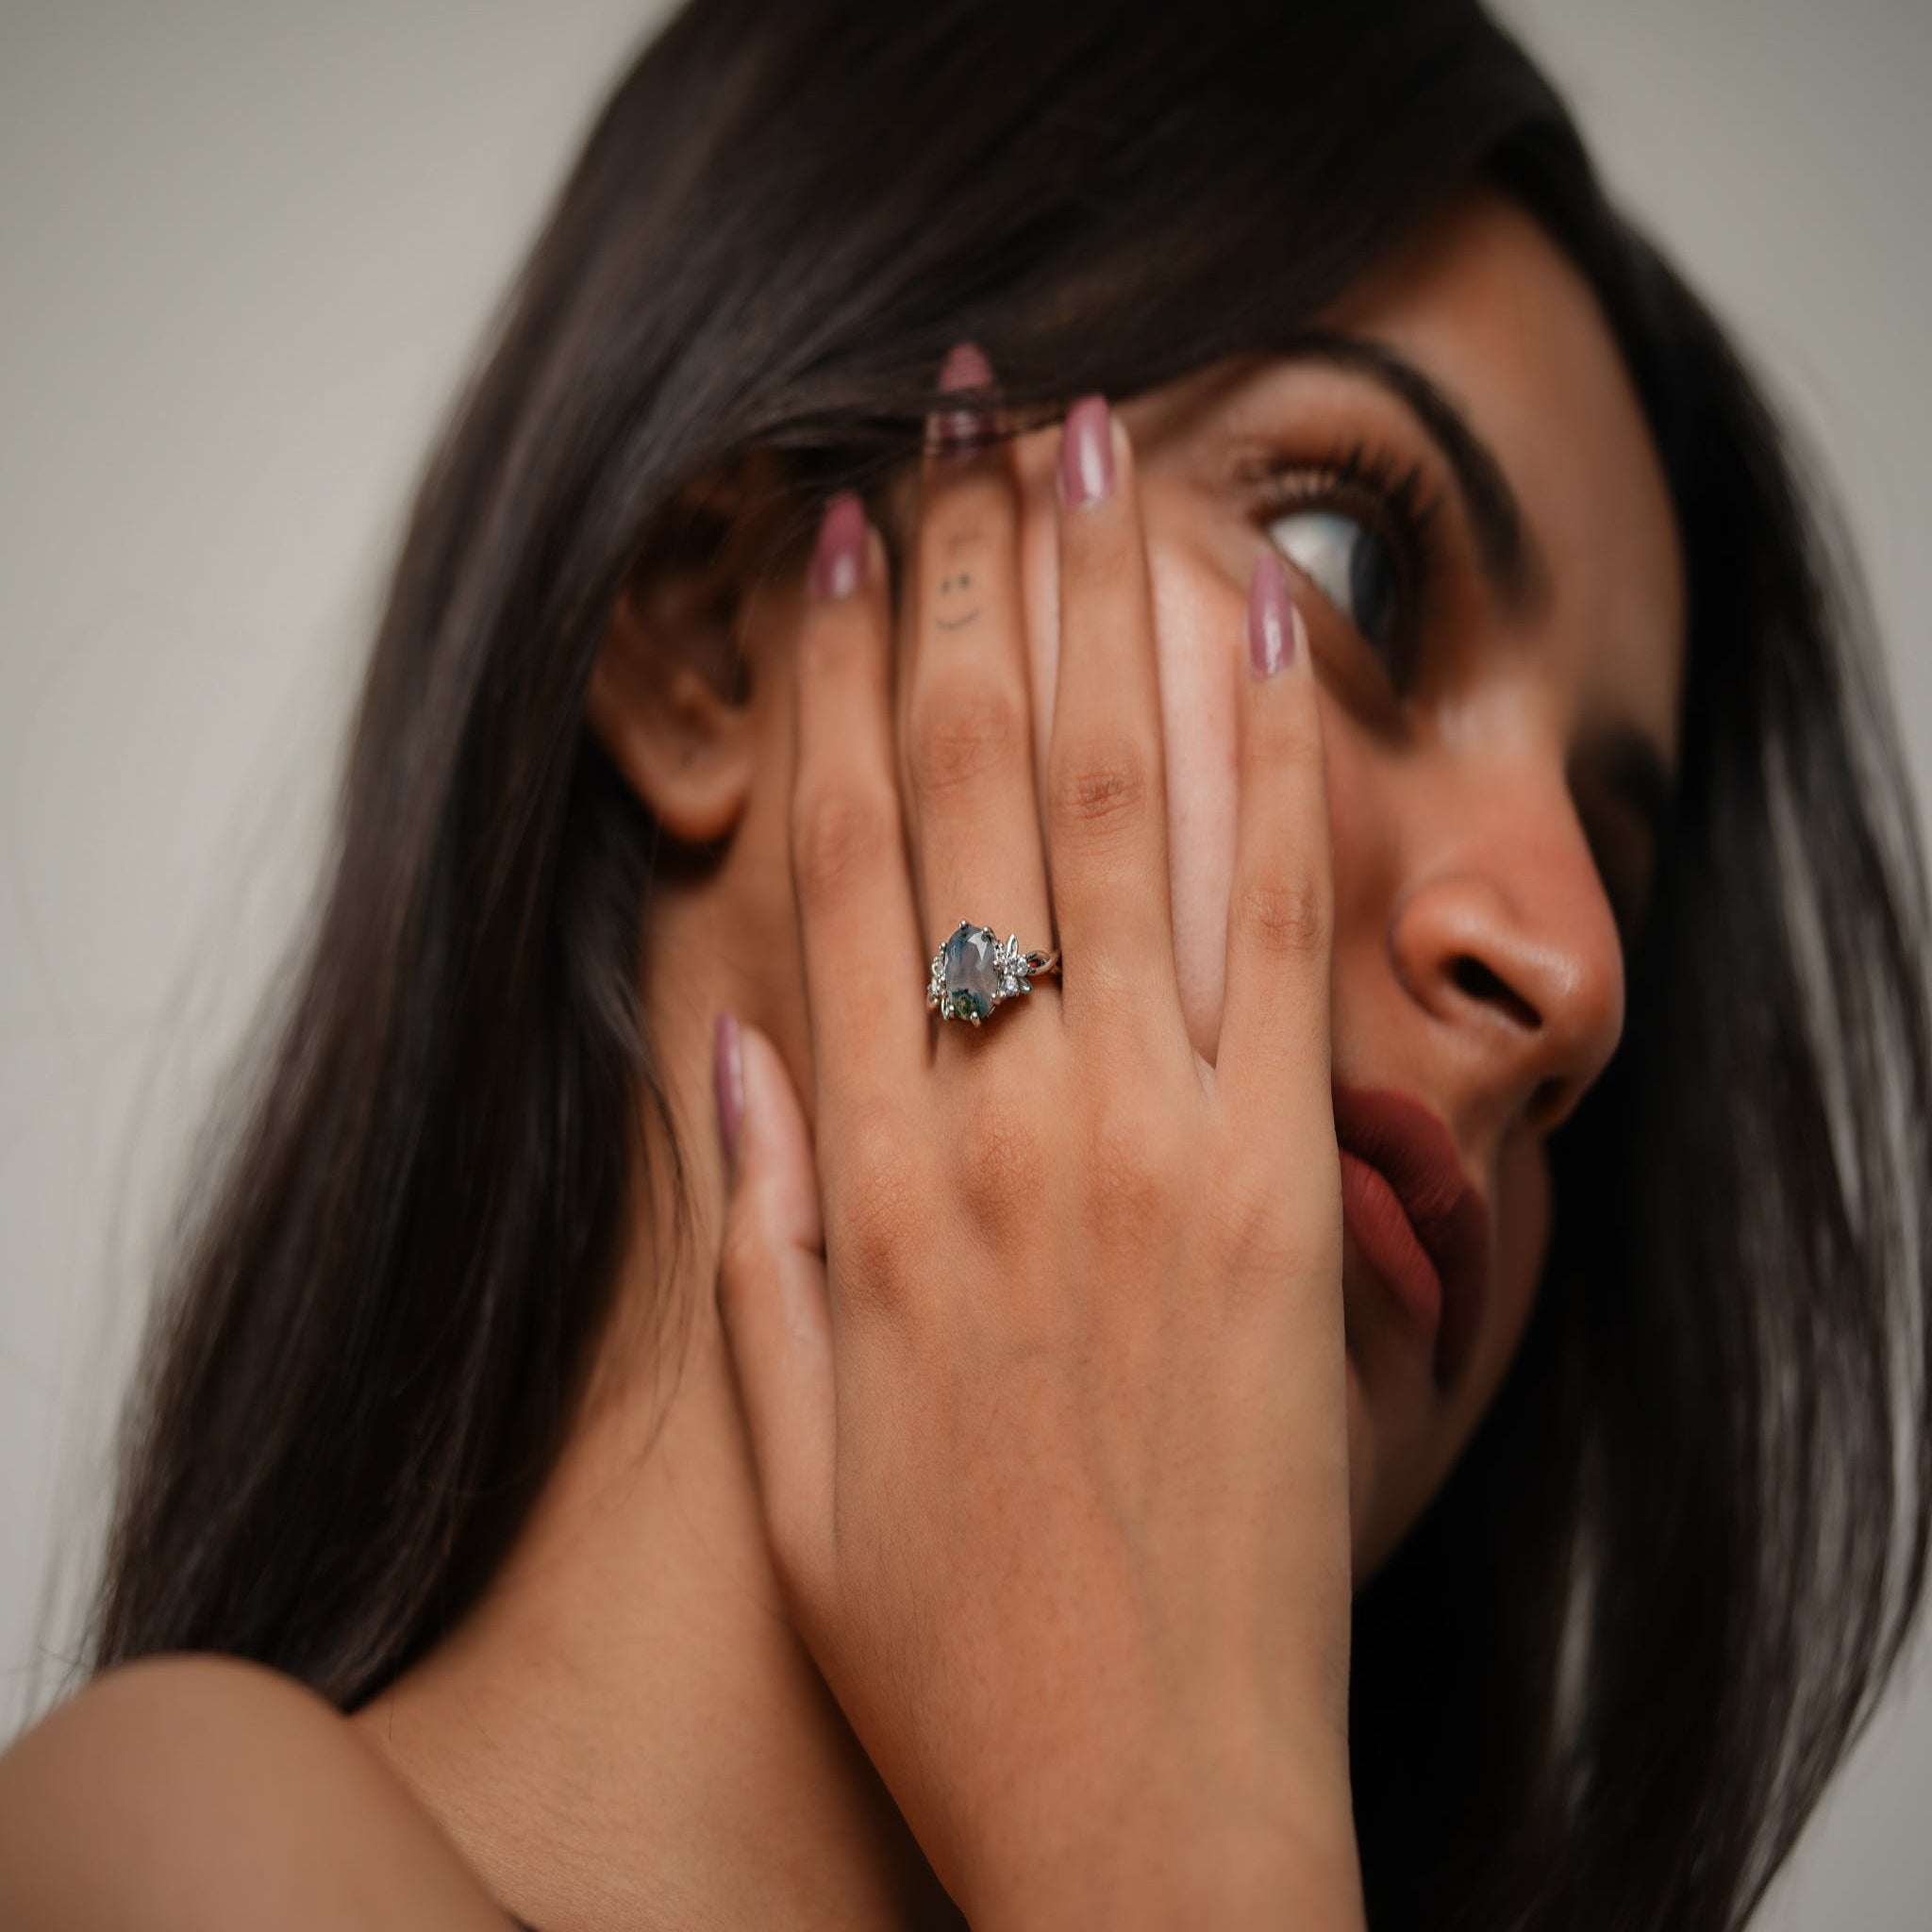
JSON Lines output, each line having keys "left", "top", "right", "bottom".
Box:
{"left": 585, "top": 486, "right": 767, "bottom": 846}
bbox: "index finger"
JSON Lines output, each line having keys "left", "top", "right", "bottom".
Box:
{"left": 790, "top": 492, "right": 930, "bottom": 1137}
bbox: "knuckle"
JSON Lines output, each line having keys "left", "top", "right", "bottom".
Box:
{"left": 829, "top": 1149, "right": 918, "bottom": 1302}
{"left": 908, "top": 680, "right": 1029, "bottom": 804}
{"left": 1078, "top": 1095, "right": 1171, "bottom": 1234}
{"left": 838, "top": 1110, "right": 913, "bottom": 1192}
{"left": 832, "top": 1208, "right": 901, "bottom": 1309}
{"left": 1214, "top": 1142, "right": 1341, "bottom": 1281}
{"left": 1048, "top": 737, "right": 1153, "bottom": 843}
{"left": 1209, "top": 1162, "right": 1297, "bottom": 1274}
{"left": 952, "top": 1106, "right": 1048, "bottom": 1231}
{"left": 791, "top": 784, "right": 894, "bottom": 904}
{"left": 1231, "top": 868, "right": 1331, "bottom": 961}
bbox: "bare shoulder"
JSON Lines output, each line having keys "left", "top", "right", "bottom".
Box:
{"left": 0, "top": 1653, "right": 514, "bottom": 1931}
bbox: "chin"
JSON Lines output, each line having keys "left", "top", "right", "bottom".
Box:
{"left": 1342, "top": 1342, "right": 1433, "bottom": 1590}
{"left": 1343, "top": 1353, "right": 1382, "bottom": 1589}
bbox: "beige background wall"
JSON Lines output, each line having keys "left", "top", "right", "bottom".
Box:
{"left": 2, "top": 3, "right": 1926, "bottom": 1921}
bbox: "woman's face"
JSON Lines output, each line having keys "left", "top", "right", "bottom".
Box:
{"left": 1022, "top": 192, "right": 1683, "bottom": 1577}
{"left": 745, "top": 189, "right": 1685, "bottom": 1584}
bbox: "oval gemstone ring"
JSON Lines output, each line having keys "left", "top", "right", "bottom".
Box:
{"left": 927, "top": 919, "right": 1062, "bottom": 1025}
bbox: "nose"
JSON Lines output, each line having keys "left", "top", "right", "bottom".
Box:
{"left": 1387, "top": 791, "right": 1627, "bottom": 1140}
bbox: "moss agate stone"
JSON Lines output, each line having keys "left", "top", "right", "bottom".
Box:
{"left": 941, "top": 923, "right": 1003, "bottom": 1023}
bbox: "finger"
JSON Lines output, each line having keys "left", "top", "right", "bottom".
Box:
{"left": 791, "top": 492, "right": 929, "bottom": 1136}
{"left": 1217, "top": 553, "right": 1335, "bottom": 1127}
{"left": 900, "top": 345, "right": 1055, "bottom": 1033}
{"left": 1045, "top": 396, "right": 1185, "bottom": 1044}
{"left": 714, "top": 1013, "right": 836, "bottom": 1600}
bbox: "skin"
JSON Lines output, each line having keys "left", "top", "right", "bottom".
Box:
{"left": 0, "top": 191, "right": 1684, "bottom": 1929}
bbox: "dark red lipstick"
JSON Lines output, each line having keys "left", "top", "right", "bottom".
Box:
{"left": 1331, "top": 1083, "right": 1491, "bottom": 1387}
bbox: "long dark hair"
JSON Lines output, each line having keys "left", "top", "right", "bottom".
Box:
{"left": 85, "top": 3, "right": 1932, "bottom": 1925}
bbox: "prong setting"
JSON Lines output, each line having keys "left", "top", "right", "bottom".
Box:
{"left": 928, "top": 917, "right": 1060, "bottom": 1025}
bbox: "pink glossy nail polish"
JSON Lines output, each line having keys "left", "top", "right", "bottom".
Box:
{"left": 714, "top": 1010, "right": 744, "bottom": 1161}
{"left": 938, "top": 341, "right": 994, "bottom": 392}
{"left": 810, "top": 491, "right": 867, "bottom": 600}
{"left": 1249, "top": 551, "right": 1299, "bottom": 676}
{"left": 930, "top": 341, "right": 997, "bottom": 463}
{"left": 1058, "top": 394, "right": 1115, "bottom": 508}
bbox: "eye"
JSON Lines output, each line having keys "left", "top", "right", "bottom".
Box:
{"left": 1266, "top": 507, "right": 1403, "bottom": 654}
{"left": 1242, "top": 441, "right": 1441, "bottom": 690}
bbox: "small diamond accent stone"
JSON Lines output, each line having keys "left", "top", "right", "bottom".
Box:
{"left": 941, "top": 923, "right": 1003, "bottom": 1023}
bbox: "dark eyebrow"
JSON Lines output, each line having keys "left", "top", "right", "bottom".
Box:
{"left": 1277, "top": 330, "right": 1677, "bottom": 858}
{"left": 1279, "top": 328, "right": 1550, "bottom": 619}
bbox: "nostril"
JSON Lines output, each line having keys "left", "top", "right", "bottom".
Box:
{"left": 1527, "top": 1074, "right": 1572, "bottom": 1135}
{"left": 1452, "top": 954, "right": 1540, "bottom": 1031}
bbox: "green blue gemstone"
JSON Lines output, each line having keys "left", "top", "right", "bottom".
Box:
{"left": 941, "top": 923, "right": 1002, "bottom": 1022}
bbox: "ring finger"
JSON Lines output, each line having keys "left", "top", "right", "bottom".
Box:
{"left": 899, "top": 344, "right": 1058, "bottom": 1037}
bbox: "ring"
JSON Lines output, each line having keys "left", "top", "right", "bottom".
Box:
{"left": 927, "top": 919, "right": 1061, "bottom": 1025}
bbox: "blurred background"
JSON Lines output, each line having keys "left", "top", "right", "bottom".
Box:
{"left": 1, "top": 2, "right": 1926, "bottom": 1921}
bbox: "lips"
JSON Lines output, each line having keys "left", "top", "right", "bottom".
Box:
{"left": 1331, "top": 1083, "right": 1491, "bottom": 1387}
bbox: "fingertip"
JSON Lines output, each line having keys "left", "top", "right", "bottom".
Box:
{"left": 1246, "top": 553, "right": 1291, "bottom": 678}
{"left": 1057, "top": 394, "right": 1116, "bottom": 509}
{"left": 938, "top": 341, "right": 995, "bottom": 392}
{"left": 1053, "top": 392, "right": 1138, "bottom": 511}
{"left": 926, "top": 341, "right": 1002, "bottom": 467}
{"left": 733, "top": 1019, "right": 824, "bottom": 1250}
{"left": 714, "top": 1008, "right": 745, "bottom": 1170}
{"left": 809, "top": 492, "right": 870, "bottom": 602}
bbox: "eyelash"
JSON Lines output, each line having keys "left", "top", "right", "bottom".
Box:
{"left": 1243, "top": 441, "right": 1646, "bottom": 951}
{"left": 1241, "top": 440, "right": 1446, "bottom": 685}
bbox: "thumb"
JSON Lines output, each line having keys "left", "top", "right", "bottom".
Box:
{"left": 713, "top": 1011, "right": 835, "bottom": 1600}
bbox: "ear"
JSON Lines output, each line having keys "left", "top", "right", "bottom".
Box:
{"left": 585, "top": 456, "right": 779, "bottom": 845}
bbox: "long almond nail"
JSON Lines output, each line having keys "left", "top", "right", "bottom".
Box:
{"left": 1058, "top": 395, "right": 1114, "bottom": 508}
{"left": 810, "top": 492, "right": 867, "bottom": 600}
{"left": 714, "top": 1010, "right": 745, "bottom": 1163}
{"left": 929, "top": 341, "right": 998, "bottom": 464}
{"left": 1249, "top": 552, "right": 1298, "bottom": 676}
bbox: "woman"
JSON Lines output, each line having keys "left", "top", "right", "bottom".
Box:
{"left": 2, "top": 0, "right": 1927, "bottom": 1926}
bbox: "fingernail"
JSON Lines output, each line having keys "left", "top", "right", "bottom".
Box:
{"left": 1248, "top": 551, "right": 1301, "bottom": 676}
{"left": 929, "top": 341, "right": 998, "bottom": 464}
{"left": 714, "top": 1010, "right": 745, "bottom": 1163}
{"left": 1058, "top": 394, "right": 1115, "bottom": 508}
{"left": 938, "top": 341, "right": 994, "bottom": 392}
{"left": 810, "top": 492, "right": 867, "bottom": 600}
